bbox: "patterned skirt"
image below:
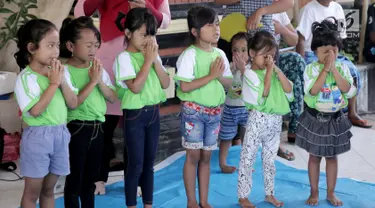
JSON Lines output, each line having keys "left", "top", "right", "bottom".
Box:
{"left": 295, "top": 106, "right": 352, "bottom": 157}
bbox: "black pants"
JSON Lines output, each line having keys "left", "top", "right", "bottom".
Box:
{"left": 64, "top": 120, "right": 104, "bottom": 208}
{"left": 97, "top": 115, "right": 127, "bottom": 183}
{"left": 123, "top": 105, "right": 160, "bottom": 206}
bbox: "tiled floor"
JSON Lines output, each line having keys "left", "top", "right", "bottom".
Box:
{"left": 1, "top": 122, "right": 374, "bottom": 208}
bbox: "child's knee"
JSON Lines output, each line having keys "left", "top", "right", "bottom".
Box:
{"left": 41, "top": 187, "right": 55, "bottom": 198}
{"left": 186, "top": 150, "right": 201, "bottom": 164}
{"left": 310, "top": 155, "right": 322, "bottom": 163}
{"left": 199, "top": 151, "right": 212, "bottom": 164}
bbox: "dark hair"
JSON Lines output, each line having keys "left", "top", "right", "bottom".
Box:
{"left": 311, "top": 17, "right": 343, "bottom": 51}
{"left": 248, "top": 30, "right": 278, "bottom": 55}
{"left": 116, "top": 8, "right": 157, "bottom": 40}
{"left": 59, "top": 16, "right": 101, "bottom": 58}
{"left": 225, "top": 32, "right": 250, "bottom": 62}
{"left": 14, "top": 19, "right": 57, "bottom": 69}
{"left": 187, "top": 6, "right": 218, "bottom": 43}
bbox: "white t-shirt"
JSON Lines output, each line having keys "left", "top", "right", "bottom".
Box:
{"left": 272, "top": 12, "right": 291, "bottom": 26}
{"left": 296, "top": 0, "right": 346, "bottom": 52}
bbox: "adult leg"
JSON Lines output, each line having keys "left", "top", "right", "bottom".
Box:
{"left": 238, "top": 112, "right": 262, "bottom": 208}
{"left": 81, "top": 123, "right": 105, "bottom": 208}
{"left": 306, "top": 155, "right": 322, "bottom": 206}
{"left": 21, "top": 178, "right": 44, "bottom": 208}
{"left": 64, "top": 122, "right": 91, "bottom": 208}
{"left": 326, "top": 156, "right": 343, "bottom": 206}
{"left": 124, "top": 109, "right": 145, "bottom": 208}
{"left": 96, "top": 115, "right": 121, "bottom": 195}
{"left": 40, "top": 173, "right": 59, "bottom": 208}
{"left": 339, "top": 55, "right": 372, "bottom": 128}
{"left": 261, "top": 115, "right": 283, "bottom": 207}
{"left": 140, "top": 106, "right": 160, "bottom": 208}
{"left": 278, "top": 52, "right": 306, "bottom": 142}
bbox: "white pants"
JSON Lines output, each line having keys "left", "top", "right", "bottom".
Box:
{"left": 237, "top": 110, "right": 282, "bottom": 198}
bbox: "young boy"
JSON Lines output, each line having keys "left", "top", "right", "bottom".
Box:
{"left": 296, "top": 0, "right": 372, "bottom": 128}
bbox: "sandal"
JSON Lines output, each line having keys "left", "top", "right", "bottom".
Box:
{"left": 350, "top": 119, "right": 373, "bottom": 129}
{"left": 277, "top": 148, "right": 295, "bottom": 161}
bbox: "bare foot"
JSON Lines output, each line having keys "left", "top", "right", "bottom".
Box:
{"left": 220, "top": 164, "right": 236, "bottom": 174}
{"left": 187, "top": 201, "right": 200, "bottom": 208}
{"left": 305, "top": 193, "right": 319, "bottom": 206}
{"left": 265, "top": 195, "right": 284, "bottom": 207}
{"left": 94, "top": 181, "right": 106, "bottom": 195}
{"left": 327, "top": 193, "right": 343, "bottom": 207}
{"left": 239, "top": 198, "right": 255, "bottom": 208}
{"left": 199, "top": 203, "right": 212, "bottom": 208}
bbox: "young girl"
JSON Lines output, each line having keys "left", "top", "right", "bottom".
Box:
{"left": 218, "top": 32, "right": 250, "bottom": 174}
{"left": 175, "top": 6, "right": 233, "bottom": 208}
{"left": 114, "top": 8, "right": 170, "bottom": 208}
{"left": 295, "top": 18, "right": 355, "bottom": 207}
{"left": 238, "top": 30, "right": 293, "bottom": 208}
{"left": 59, "top": 16, "right": 117, "bottom": 208}
{"left": 13, "top": 19, "right": 78, "bottom": 207}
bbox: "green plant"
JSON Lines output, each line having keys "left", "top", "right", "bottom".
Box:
{"left": 0, "top": 0, "right": 38, "bottom": 49}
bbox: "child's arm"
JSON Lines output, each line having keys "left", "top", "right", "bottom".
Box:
{"left": 308, "top": 53, "right": 334, "bottom": 96}
{"left": 263, "top": 55, "right": 274, "bottom": 97}
{"left": 29, "top": 84, "right": 59, "bottom": 117}
{"left": 60, "top": 65, "right": 78, "bottom": 109}
{"left": 180, "top": 57, "right": 223, "bottom": 92}
{"left": 218, "top": 50, "right": 233, "bottom": 88}
{"left": 153, "top": 56, "right": 170, "bottom": 89}
{"left": 275, "top": 66, "right": 292, "bottom": 93}
{"left": 331, "top": 63, "right": 351, "bottom": 93}
{"left": 125, "top": 40, "right": 157, "bottom": 94}
{"left": 98, "top": 69, "right": 117, "bottom": 103}
{"left": 29, "top": 60, "right": 66, "bottom": 116}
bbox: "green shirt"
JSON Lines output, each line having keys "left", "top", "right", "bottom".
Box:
{"left": 14, "top": 66, "right": 78, "bottom": 126}
{"left": 242, "top": 66, "right": 294, "bottom": 115}
{"left": 114, "top": 51, "right": 168, "bottom": 109}
{"left": 174, "top": 46, "right": 233, "bottom": 107}
{"left": 66, "top": 64, "right": 115, "bottom": 122}
{"left": 304, "top": 61, "right": 356, "bottom": 112}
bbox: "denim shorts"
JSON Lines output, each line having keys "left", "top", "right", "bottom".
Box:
{"left": 181, "top": 102, "right": 222, "bottom": 150}
{"left": 20, "top": 125, "right": 71, "bottom": 178}
{"left": 305, "top": 51, "right": 361, "bottom": 92}
{"left": 218, "top": 105, "right": 249, "bottom": 141}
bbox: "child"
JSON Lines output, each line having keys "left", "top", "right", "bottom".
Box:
{"left": 59, "top": 16, "right": 117, "bottom": 208}
{"left": 13, "top": 19, "right": 78, "bottom": 207}
{"left": 175, "top": 6, "right": 233, "bottom": 208}
{"left": 238, "top": 30, "right": 293, "bottom": 208}
{"left": 295, "top": 19, "right": 356, "bottom": 207}
{"left": 113, "top": 8, "right": 170, "bottom": 208}
{"left": 218, "top": 32, "right": 250, "bottom": 174}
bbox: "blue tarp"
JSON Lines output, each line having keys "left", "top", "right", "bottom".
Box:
{"left": 52, "top": 146, "right": 375, "bottom": 207}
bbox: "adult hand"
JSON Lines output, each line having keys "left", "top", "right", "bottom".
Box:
{"left": 129, "top": 0, "right": 146, "bottom": 9}
{"left": 247, "top": 8, "right": 264, "bottom": 30}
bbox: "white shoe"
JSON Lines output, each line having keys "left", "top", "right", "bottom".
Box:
{"left": 94, "top": 181, "right": 106, "bottom": 195}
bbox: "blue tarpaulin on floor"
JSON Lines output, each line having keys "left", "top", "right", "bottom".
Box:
{"left": 52, "top": 146, "right": 375, "bottom": 208}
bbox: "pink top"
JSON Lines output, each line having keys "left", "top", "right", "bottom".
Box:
{"left": 74, "top": 0, "right": 171, "bottom": 115}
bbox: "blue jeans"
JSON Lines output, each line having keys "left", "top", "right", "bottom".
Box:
{"left": 123, "top": 105, "right": 160, "bottom": 206}
{"left": 305, "top": 51, "right": 361, "bottom": 92}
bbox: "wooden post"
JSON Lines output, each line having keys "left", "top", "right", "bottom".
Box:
{"left": 359, "top": 0, "right": 369, "bottom": 63}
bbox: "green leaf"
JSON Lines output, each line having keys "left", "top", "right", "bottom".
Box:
{"left": 0, "top": 8, "right": 14, "bottom": 13}
{"left": 26, "top": 14, "right": 38, "bottom": 20}
{"left": 6, "top": 13, "right": 17, "bottom": 25}
{"left": 27, "top": 4, "right": 38, "bottom": 9}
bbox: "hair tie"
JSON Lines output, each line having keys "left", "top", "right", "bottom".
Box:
{"left": 116, "top": 12, "right": 127, "bottom": 31}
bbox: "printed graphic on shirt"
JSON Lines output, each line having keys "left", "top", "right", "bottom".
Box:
{"left": 228, "top": 82, "right": 243, "bottom": 99}
{"left": 316, "top": 83, "right": 345, "bottom": 112}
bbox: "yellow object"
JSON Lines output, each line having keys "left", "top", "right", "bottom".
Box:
{"left": 220, "top": 13, "right": 264, "bottom": 42}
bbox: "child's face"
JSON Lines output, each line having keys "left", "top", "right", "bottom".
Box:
{"left": 232, "top": 38, "right": 249, "bottom": 63}
{"left": 316, "top": 45, "right": 338, "bottom": 63}
{"left": 70, "top": 29, "right": 100, "bottom": 62}
{"left": 31, "top": 29, "right": 60, "bottom": 66}
{"left": 197, "top": 18, "right": 220, "bottom": 44}
{"left": 250, "top": 47, "right": 277, "bottom": 69}
{"left": 127, "top": 24, "right": 153, "bottom": 51}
